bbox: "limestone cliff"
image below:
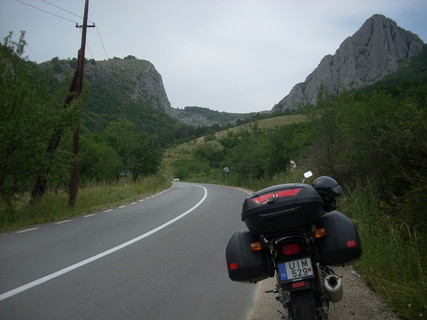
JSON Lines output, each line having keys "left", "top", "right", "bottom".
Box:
{"left": 272, "top": 14, "right": 424, "bottom": 112}
{"left": 84, "top": 58, "right": 172, "bottom": 114}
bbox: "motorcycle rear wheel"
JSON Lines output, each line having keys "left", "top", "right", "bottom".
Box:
{"left": 289, "top": 289, "right": 319, "bottom": 320}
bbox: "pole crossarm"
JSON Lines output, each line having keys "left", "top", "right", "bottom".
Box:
{"left": 75, "top": 23, "right": 95, "bottom": 28}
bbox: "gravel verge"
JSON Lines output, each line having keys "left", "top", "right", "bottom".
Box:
{"left": 245, "top": 266, "right": 398, "bottom": 320}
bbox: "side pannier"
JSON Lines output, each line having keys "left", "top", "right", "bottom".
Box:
{"left": 225, "top": 231, "right": 274, "bottom": 283}
{"left": 317, "top": 210, "right": 362, "bottom": 266}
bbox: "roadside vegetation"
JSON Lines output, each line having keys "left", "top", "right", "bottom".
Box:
{"left": 0, "top": 33, "right": 170, "bottom": 229}
{"left": 0, "top": 175, "right": 170, "bottom": 232}
{"left": 1, "top": 31, "right": 426, "bottom": 319}
{"left": 164, "top": 49, "right": 427, "bottom": 319}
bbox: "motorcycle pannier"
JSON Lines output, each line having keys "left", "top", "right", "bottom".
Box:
{"left": 241, "top": 184, "right": 324, "bottom": 234}
{"left": 318, "top": 210, "right": 362, "bottom": 266}
{"left": 225, "top": 231, "right": 274, "bottom": 283}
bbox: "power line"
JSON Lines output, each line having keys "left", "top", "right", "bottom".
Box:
{"left": 15, "top": 0, "right": 78, "bottom": 24}
{"left": 39, "top": 0, "right": 95, "bottom": 24}
{"left": 16, "top": 0, "right": 110, "bottom": 60}
{"left": 95, "top": 27, "right": 109, "bottom": 59}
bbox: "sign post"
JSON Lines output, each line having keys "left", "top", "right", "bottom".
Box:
{"left": 224, "top": 167, "right": 230, "bottom": 182}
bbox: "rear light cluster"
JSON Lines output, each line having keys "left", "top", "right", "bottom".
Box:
{"left": 251, "top": 188, "right": 302, "bottom": 204}
{"left": 281, "top": 243, "right": 302, "bottom": 256}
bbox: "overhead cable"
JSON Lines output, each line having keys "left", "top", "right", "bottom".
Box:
{"left": 15, "top": 0, "right": 78, "bottom": 24}
{"left": 39, "top": 0, "right": 95, "bottom": 24}
{"left": 95, "top": 27, "right": 109, "bottom": 59}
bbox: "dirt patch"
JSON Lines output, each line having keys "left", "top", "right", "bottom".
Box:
{"left": 246, "top": 266, "right": 398, "bottom": 320}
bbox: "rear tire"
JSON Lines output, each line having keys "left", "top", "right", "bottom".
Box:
{"left": 289, "top": 289, "right": 319, "bottom": 320}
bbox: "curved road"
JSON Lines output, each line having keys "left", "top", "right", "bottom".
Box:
{"left": 0, "top": 183, "right": 255, "bottom": 320}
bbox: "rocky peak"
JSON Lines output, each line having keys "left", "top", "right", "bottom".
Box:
{"left": 272, "top": 14, "right": 424, "bottom": 112}
{"left": 84, "top": 58, "right": 172, "bottom": 113}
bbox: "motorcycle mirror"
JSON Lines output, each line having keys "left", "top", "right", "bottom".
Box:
{"left": 302, "top": 171, "right": 313, "bottom": 183}
{"left": 304, "top": 171, "right": 313, "bottom": 179}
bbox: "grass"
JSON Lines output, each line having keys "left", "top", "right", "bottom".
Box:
{"left": 215, "top": 114, "right": 306, "bottom": 139}
{"left": 186, "top": 170, "right": 427, "bottom": 319}
{"left": 344, "top": 182, "right": 427, "bottom": 320}
{"left": 0, "top": 175, "right": 171, "bottom": 232}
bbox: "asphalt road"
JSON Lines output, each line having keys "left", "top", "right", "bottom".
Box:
{"left": 0, "top": 183, "right": 256, "bottom": 320}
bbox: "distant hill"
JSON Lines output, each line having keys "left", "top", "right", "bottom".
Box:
{"left": 170, "top": 106, "right": 257, "bottom": 127}
{"left": 272, "top": 14, "right": 425, "bottom": 112}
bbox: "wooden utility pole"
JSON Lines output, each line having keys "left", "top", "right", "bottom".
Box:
{"left": 30, "top": 0, "right": 94, "bottom": 204}
{"left": 69, "top": 0, "right": 94, "bottom": 206}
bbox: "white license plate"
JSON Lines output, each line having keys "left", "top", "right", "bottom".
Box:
{"left": 278, "top": 258, "right": 314, "bottom": 282}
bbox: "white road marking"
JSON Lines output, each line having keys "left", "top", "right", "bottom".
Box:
{"left": 83, "top": 214, "right": 96, "bottom": 218}
{"left": 104, "top": 209, "right": 113, "bottom": 213}
{"left": 0, "top": 185, "right": 208, "bottom": 302}
{"left": 55, "top": 220, "right": 71, "bottom": 225}
{"left": 16, "top": 227, "right": 39, "bottom": 234}
{"left": 130, "top": 202, "right": 137, "bottom": 205}
{"left": 118, "top": 205, "right": 126, "bottom": 209}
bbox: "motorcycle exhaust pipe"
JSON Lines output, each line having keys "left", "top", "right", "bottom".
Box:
{"left": 324, "top": 274, "right": 343, "bottom": 303}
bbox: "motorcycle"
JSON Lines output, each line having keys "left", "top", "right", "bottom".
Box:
{"left": 225, "top": 172, "right": 362, "bottom": 320}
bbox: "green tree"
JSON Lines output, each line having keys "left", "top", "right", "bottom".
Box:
{"left": 338, "top": 91, "right": 426, "bottom": 197}
{"left": 194, "top": 140, "right": 224, "bottom": 168}
{"left": 300, "top": 87, "right": 348, "bottom": 177}
{"left": 79, "top": 135, "right": 123, "bottom": 183}
{"left": 51, "top": 57, "right": 63, "bottom": 73}
{"left": 0, "top": 31, "right": 61, "bottom": 202}
{"left": 104, "top": 119, "right": 162, "bottom": 181}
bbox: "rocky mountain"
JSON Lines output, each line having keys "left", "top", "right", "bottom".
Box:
{"left": 84, "top": 57, "right": 172, "bottom": 114}
{"left": 80, "top": 57, "right": 250, "bottom": 127}
{"left": 272, "top": 14, "right": 425, "bottom": 112}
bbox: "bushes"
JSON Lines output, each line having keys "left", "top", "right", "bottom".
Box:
{"left": 345, "top": 182, "right": 427, "bottom": 319}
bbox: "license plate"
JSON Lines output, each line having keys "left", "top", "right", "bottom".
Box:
{"left": 278, "top": 258, "right": 314, "bottom": 282}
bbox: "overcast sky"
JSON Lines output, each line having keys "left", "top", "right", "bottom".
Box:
{"left": 1, "top": 0, "right": 426, "bottom": 113}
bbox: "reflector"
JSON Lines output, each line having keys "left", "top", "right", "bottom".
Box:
{"left": 281, "top": 243, "right": 301, "bottom": 256}
{"left": 229, "top": 262, "right": 238, "bottom": 270}
{"left": 292, "top": 281, "right": 305, "bottom": 289}
{"left": 251, "top": 188, "right": 302, "bottom": 204}
{"left": 347, "top": 240, "right": 357, "bottom": 247}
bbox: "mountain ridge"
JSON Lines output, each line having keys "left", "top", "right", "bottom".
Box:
{"left": 272, "top": 14, "right": 425, "bottom": 112}
{"left": 41, "top": 13, "right": 425, "bottom": 127}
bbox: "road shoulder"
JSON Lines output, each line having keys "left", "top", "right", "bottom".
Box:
{"left": 246, "top": 266, "right": 398, "bottom": 320}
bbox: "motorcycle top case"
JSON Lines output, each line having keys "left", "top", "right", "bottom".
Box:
{"left": 241, "top": 183, "right": 324, "bottom": 234}
{"left": 225, "top": 231, "right": 274, "bottom": 283}
{"left": 317, "top": 210, "right": 362, "bottom": 266}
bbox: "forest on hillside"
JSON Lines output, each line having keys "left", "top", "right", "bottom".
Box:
{"left": 0, "top": 31, "right": 230, "bottom": 204}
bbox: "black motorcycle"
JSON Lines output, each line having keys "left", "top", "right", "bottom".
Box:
{"left": 226, "top": 172, "right": 362, "bottom": 320}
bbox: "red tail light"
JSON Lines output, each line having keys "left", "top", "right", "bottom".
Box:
{"left": 292, "top": 281, "right": 306, "bottom": 289}
{"left": 251, "top": 188, "right": 302, "bottom": 204}
{"left": 281, "top": 243, "right": 302, "bottom": 256}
